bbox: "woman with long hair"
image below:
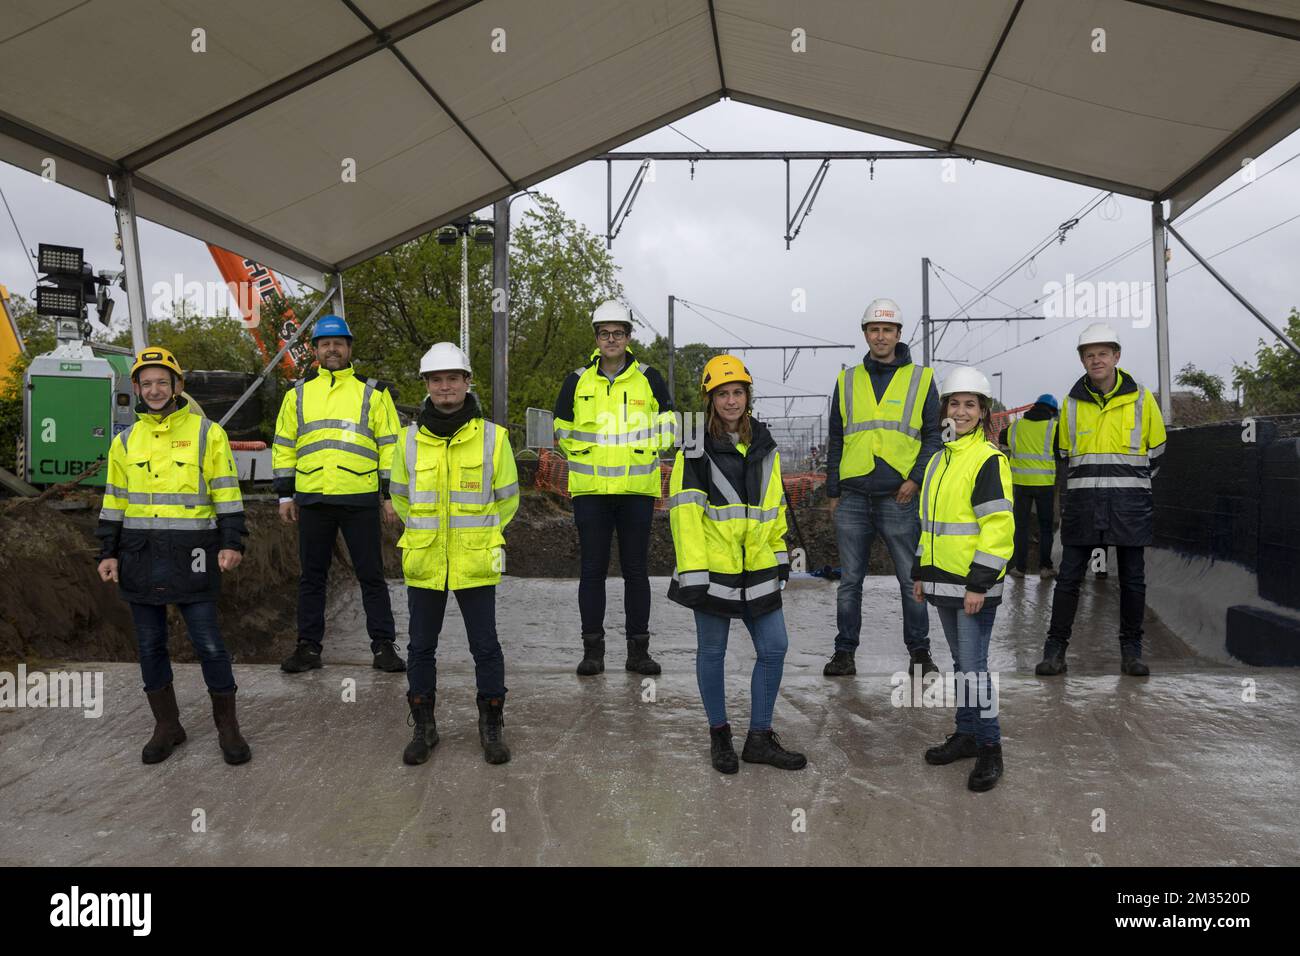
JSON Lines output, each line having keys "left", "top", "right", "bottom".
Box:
{"left": 911, "top": 367, "right": 1014, "bottom": 791}
{"left": 667, "top": 355, "right": 806, "bottom": 774}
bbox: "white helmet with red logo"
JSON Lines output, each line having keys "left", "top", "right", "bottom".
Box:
{"left": 862, "top": 297, "right": 903, "bottom": 328}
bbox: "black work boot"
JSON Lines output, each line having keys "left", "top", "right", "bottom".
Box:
{"left": 967, "top": 743, "right": 1004, "bottom": 792}
{"left": 741, "top": 729, "right": 807, "bottom": 770}
{"left": 208, "top": 689, "right": 251, "bottom": 765}
{"left": 909, "top": 648, "right": 939, "bottom": 678}
{"left": 823, "top": 650, "right": 856, "bottom": 676}
{"left": 1035, "top": 641, "right": 1068, "bottom": 676}
{"left": 477, "top": 696, "right": 511, "bottom": 765}
{"left": 1120, "top": 646, "right": 1150, "bottom": 677}
{"left": 141, "top": 683, "right": 186, "bottom": 765}
{"left": 372, "top": 641, "right": 407, "bottom": 672}
{"left": 576, "top": 635, "right": 605, "bottom": 676}
{"left": 402, "top": 693, "right": 438, "bottom": 765}
{"left": 924, "top": 732, "right": 979, "bottom": 766}
{"left": 709, "top": 723, "right": 739, "bottom": 775}
{"left": 280, "top": 642, "right": 322, "bottom": 673}
{"left": 625, "top": 635, "right": 661, "bottom": 675}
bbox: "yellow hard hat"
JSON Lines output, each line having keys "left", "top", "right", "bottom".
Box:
{"left": 701, "top": 354, "right": 752, "bottom": 393}
{"left": 131, "top": 346, "right": 185, "bottom": 388}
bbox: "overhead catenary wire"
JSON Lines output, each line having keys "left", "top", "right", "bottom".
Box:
{"left": 0, "top": 183, "right": 40, "bottom": 283}
{"left": 676, "top": 297, "right": 844, "bottom": 346}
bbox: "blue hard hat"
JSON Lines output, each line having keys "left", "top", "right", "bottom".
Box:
{"left": 311, "top": 314, "right": 353, "bottom": 342}
{"left": 1036, "top": 393, "right": 1059, "bottom": 410}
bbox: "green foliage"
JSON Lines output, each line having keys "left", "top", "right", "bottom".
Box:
{"left": 633, "top": 335, "right": 716, "bottom": 413}
{"left": 1231, "top": 308, "right": 1300, "bottom": 415}
{"left": 1175, "top": 362, "right": 1226, "bottom": 403}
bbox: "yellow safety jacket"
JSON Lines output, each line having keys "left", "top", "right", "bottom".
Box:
{"left": 1007, "top": 415, "right": 1057, "bottom": 487}
{"left": 1055, "top": 369, "right": 1167, "bottom": 547}
{"left": 272, "top": 364, "right": 399, "bottom": 503}
{"left": 913, "top": 428, "right": 1014, "bottom": 608}
{"left": 97, "top": 399, "right": 245, "bottom": 604}
{"left": 667, "top": 419, "right": 789, "bottom": 619}
{"left": 553, "top": 350, "right": 675, "bottom": 497}
{"left": 836, "top": 361, "right": 933, "bottom": 483}
{"left": 390, "top": 409, "right": 520, "bottom": 591}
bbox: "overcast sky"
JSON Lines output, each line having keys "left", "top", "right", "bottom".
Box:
{"left": 3, "top": 99, "right": 1298, "bottom": 421}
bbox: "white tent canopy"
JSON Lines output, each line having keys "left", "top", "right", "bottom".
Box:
{"left": 2, "top": 0, "right": 1298, "bottom": 284}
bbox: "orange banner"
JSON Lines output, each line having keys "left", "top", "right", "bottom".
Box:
{"left": 207, "top": 244, "right": 311, "bottom": 375}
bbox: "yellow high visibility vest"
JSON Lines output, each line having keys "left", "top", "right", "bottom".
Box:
{"left": 837, "top": 363, "right": 932, "bottom": 482}
{"left": 1007, "top": 416, "right": 1056, "bottom": 487}
{"left": 100, "top": 404, "right": 243, "bottom": 531}
{"left": 1057, "top": 372, "right": 1168, "bottom": 492}
{"left": 554, "top": 352, "right": 675, "bottom": 496}
{"left": 272, "top": 365, "right": 398, "bottom": 498}
{"left": 390, "top": 415, "right": 520, "bottom": 591}
{"left": 916, "top": 429, "right": 1014, "bottom": 600}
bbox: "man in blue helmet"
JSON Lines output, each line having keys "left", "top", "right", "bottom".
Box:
{"left": 999, "top": 393, "right": 1063, "bottom": 579}
{"left": 272, "top": 315, "right": 406, "bottom": 672}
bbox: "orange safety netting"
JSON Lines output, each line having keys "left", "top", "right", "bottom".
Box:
{"left": 534, "top": 449, "right": 826, "bottom": 509}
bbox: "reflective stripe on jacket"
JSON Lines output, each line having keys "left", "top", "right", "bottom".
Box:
{"left": 912, "top": 428, "right": 1014, "bottom": 608}
{"left": 390, "top": 414, "right": 519, "bottom": 591}
{"left": 667, "top": 418, "right": 789, "bottom": 619}
{"left": 836, "top": 361, "right": 933, "bottom": 485}
{"left": 1008, "top": 415, "right": 1057, "bottom": 486}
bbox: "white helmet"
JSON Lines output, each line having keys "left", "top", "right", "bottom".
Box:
{"left": 862, "top": 297, "right": 903, "bottom": 328}
{"left": 940, "top": 366, "right": 993, "bottom": 399}
{"left": 592, "top": 299, "right": 633, "bottom": 331}
{"left": 419, "top": 342, "right": 472, "bottom": 376}
{"left": 1077, "top": 322, "right": 1121, "bottom": 350}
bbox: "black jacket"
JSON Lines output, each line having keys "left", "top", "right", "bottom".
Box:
{"left": 826, "top": 343, "right": 942, "bottom": 497}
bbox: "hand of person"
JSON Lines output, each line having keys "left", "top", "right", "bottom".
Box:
{"left": 895, "top": 479, "right": 919, "bottom": 504}
{"left": 279, "top": 500, "right": 299, "bottom": 524}
{"left": 218, "top": 549, "right": 242, "bottom": 572}
{"left": 98, "top": 558, "right": 118, "bottom": 583}
{"left": 382, "top": 500, "right": 399, "bottom": 526}
{"left": 828, "top": 496, "right": 839, "bottom": 513}
{"left": 912, "top": 580, "right": 924, "bottom": 603}
{"left": 964, "top": 589, "right": 985, "bottom": 615}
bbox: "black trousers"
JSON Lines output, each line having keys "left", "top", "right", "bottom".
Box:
{"left": 297, "top": 503, "right": 395, "bottom": 651}
{"left": 407, "top": 585, "right": 505, "bottom": 699}
{"left": 1012, "top": 485, "right": 1055, "bottom": 572}
{"left": 572, "top": 493, "right": 653, "bottom": 640}
{"left": 1046, "top": 544, "right": 1146, "bottom": 652}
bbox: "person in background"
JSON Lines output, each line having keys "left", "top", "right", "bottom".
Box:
{"left": 999, "top": 393, "right": 1061, "bottom": 579}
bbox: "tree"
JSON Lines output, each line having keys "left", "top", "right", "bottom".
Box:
{"left": 1231, "top": 308, "right": 1300, "bottom": 414}
{"left": 1176, "top": 362, "right": 1226, "bottom": 403}
{"left": 633, "top": 335, "right": 716, "bottom": 413}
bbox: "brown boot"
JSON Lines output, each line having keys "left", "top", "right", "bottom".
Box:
{"left": 209, "top": 688, "right": 251, "bottom": 765}
{"left": 142, "top": 683, "right": 186, "bottom": 764}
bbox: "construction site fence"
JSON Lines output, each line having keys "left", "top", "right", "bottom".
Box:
{"left": 532, "top": 449, "right": 827, "bottom": 509}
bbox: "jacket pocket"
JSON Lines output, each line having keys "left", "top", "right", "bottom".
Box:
{"left": 175, "top": 530, "right": 220, "bottom": 593}
{"left": 397, "top": 528, "right": 439, "bottom": 582}
{"left": 116, "top": 533, "right": 149, "bottom": 593}
{"left": 338, "top": 464, "right": 378, "bottom": 478}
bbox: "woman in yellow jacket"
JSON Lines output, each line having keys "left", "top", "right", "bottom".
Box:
{"left": 389, "top": 343, "right": 519, "bottom": 767}
{"left": 910, "top": 366, "right": 1014, "bottom": 792}
{"left": 668, "top": 355, "right": 805, "bottom": 774}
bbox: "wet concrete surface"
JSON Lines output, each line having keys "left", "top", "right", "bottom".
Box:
{"left": 2, "top": 574, "right": 1297, "bottom": 866}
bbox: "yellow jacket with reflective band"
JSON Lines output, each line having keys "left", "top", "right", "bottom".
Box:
{"left": 100, "top": 403, "right": 244, "bottom": 532}
{"left": 1054, "top": 369, "right": 1167, "bottom": 547}
{"left": 836, "top": 361, "right": 933, "bottom": 483}
{"left": 272, "top": 365, "right": 399, "bottom": 502}
{"left": 1007, "top": 415, "right": 1057, "bottom": 486}
{"left": 913, "top": 428, "right": 1014, "bottom": 608}
{"left": 667, "top": 420, "right": 789, "bottom": 619}
{"left": 390, "top": 412, "right": 519, "bottom": 591}
{"left": 553, "top": 350, "right": 675, "bottom": 497}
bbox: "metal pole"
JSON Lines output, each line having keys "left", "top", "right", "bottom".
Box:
{"left": 492, "top": 198, "right": 510, "bottom": 425}
{"left": 921, "top": 257, "right": 931, "bottom": 365}
{"left": 1164, "top": 217, "right": 1300, "bottom": 360}
{"left": 1151, "top": 203, "right": 1173, "bottom": 422}
{"left": 459, "top": 231, "right": 469, "bottom": 361}
{"left": 606, "top": 160, "right": 612, "bottom": 249}
{"left": 110, "top": 173, "right": 148, "bottom": 353}
{"left": 329, "top": 272, "right": 345, "bottom": 318}
{"left": 667, "top": 294, "right": 675, "bottom": 401}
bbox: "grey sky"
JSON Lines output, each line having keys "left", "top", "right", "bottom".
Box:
{"left": 2, "top": 99, "right": 1298, "bottom": 417}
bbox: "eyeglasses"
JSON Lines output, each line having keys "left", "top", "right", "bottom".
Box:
{"left": 596, "top": 330, "right": 628, "bottom": 341}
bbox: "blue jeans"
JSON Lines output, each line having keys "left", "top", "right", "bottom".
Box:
{"left": 935, "top": 604, "right": 1000, "bottom": 745}
{"left": 694, "top": 607, "right": 789, "bottom": 731}
{"left": 834, "top": 491, "right": 930, "bottom": 654}
{"left": 130, "top": 601, "right": 235, "bottom": 693}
